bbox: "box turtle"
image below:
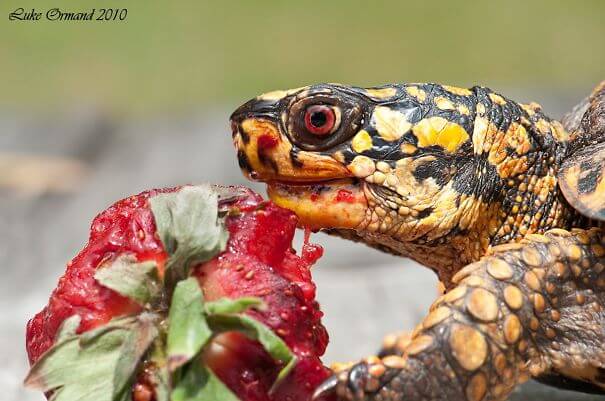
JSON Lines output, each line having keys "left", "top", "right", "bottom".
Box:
{"left": 229, "top": 81, "right": 605, "bottom": 401}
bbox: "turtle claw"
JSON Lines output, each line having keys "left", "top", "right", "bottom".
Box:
{"left": 312, "top": 374, "right": 339, "bottom": 400}
{"left": 346, "top": 362, "right": 370, "bottom": 395}
{"left": 313, "top": 362, "right": 374, "bottom": 401}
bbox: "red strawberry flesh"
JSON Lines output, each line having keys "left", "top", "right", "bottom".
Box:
{"left": 26, "top": 188, "right": 171, "bottom": 365}
{"left": 26, "top": 186, "right": 332, "bottom": 401}
{"left": 198, "top": 189, "right": 330, "bottom": 401}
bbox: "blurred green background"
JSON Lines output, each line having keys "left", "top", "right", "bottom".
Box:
{"left": 2, "top": 0, "right": 604, "bottom": 114}
{"left": 3, "top": 4, "right": 605, "bottom": 401}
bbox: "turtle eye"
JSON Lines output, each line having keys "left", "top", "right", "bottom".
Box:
{"left": 304, "top": 105, "right": 337, "bottom": 136}
{"left": 286, "top": 92, "right": 364, "bottom": 151}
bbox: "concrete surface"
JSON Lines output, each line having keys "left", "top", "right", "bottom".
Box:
{"left": 2, "top": 100, "right": 604, "bottom": 400}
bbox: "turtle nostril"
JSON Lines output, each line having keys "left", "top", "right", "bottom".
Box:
{"left": 230, "top": 98, "right": 260, "bottom": 122}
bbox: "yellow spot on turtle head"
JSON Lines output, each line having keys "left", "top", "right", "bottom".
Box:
{"left": 488, "top": 93, "right": 507, "bottom": 106}
{"left": 400, "top": 143, "right": 417, "bottom": 154}
{"left": 257, "top": 87, "right": 306, "bottom": 101}
{"left": 351, "top": 130, "right": 373, "bottom": 153}
{"left": 372, "top": 106, "right": 413, "bottom": 141}
{"left": 457, "top": 104, "right": 470, "bottom": 115}
{"left": 413, "top": 117, "right": 470, "bottom": 153}
{"left": 365, "top": 87, "right": 397, "bottom": 100}
{"left": 435, "top": 96, "right": 456, "bottom": 111}
{"left": 442, "top": 85, "right": 473, "bottom": 96}
{"left": 406, "top": 86, "right": 426, "bottom": 102}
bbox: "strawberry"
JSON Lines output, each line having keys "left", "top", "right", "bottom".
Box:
{"left": 26, "top": 188, "right": 171, "bottom": 365}
{"left": 25, "top": 186, "right": 333, "bottom": 401}
{"left": 198, "top": 188, "right": 330, "bottom": 401}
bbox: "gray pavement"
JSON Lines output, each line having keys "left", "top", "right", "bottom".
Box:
{"left": 2, "top": 98, "right": 604, "bottom": 400}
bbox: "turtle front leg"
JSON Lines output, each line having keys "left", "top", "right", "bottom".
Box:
{"left": 316, "top": 228, "right": 605, "bottom": 401}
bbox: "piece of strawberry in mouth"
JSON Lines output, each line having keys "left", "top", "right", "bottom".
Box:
{"left": 265, "top": 179, "right": 368, "bottom": 232}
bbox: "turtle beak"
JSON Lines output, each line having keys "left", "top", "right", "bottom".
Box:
{"left": 230, "top": 97, "right": 280, "bottom": 127}
{"left": 229, "top": 96, "right": 282, "bottom": 181}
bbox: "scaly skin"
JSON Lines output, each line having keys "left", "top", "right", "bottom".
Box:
{"left": 230, "top": 81, "right": 605, "bottom": 400}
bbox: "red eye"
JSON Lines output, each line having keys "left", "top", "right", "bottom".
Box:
{"left": 304, "top": 105, "right": 336, "bottom": 136}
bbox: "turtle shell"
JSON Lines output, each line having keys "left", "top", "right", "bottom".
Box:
{"left": 558, "top": 81, "right": 605, "bottom": 221}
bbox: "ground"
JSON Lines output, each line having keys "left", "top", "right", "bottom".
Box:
{"left": 2, "top": 99, "right": 604, "bottom": 400}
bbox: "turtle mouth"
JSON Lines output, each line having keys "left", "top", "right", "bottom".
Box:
{"left": 268, "top": 177, "right": 357, "bottom": 187}
{"left": 265, "top": 178, "right": 369, "bottom": 231}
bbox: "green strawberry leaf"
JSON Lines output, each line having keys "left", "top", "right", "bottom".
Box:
{"left": 55, "top": 314, "right": 81, "bottom": 342}
{"left": 207, "top": 313, "right": 297, "bottom": 385}
{"left": 171, "top": 358, "right": 239, "bottom": 401}
{"left": 150, "top": 185, "right": 228, "bottom": 290}
{"left": 112, "top": 314, "right": 161, "bottom": 395}
{"left": 24, "top": 313, "right": 159, "bottom": 401}
{"left": 94, "top": 255, "right": 160, "bottom": 306}
{"left": 166, "top": 277, "right": 212, "bottom": 371}
{"left": 204, "top": 297, "right": 264, "bottom": 315}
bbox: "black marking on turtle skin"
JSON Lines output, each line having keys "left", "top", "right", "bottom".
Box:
{"left": 239, "top": 126, "right": 250, "bottom": 144}
{"left": 290, "top": 148, "right": 304, "bottom": 168}
{"left": 413, "top": 155, "right": 456, "bottom": 187}
{"left": 389, "top": 101, "right": 424, "bottom": 119}
{"left": 340, "top": 148, "right": 357, "bottom": 165}
{"left": 417, "top": 207, "right": 434, "bottom": 219}
{"left": 257, "top": 146, "right": 279, "bottom": 173}
{"left": 450, "top": 158, "right": 480, "bottom": 194}
{"left": 410, "top": 146, "right": 502, "bottom": 201}
{"left": 462, "top": 159, "right": 502, "bottom": 201}
{"left": 472, "top": 86, "right": 516, "bottom": 137}
{"left": 405, "top": 131, "right": 419, "bottom": 147}
{"left": 454, "top": 193, "right": 463, "bottom": 208}
{"left": 237, "top": 150, "right": 252, "bottom": 173}
{"left": 520, "top": 100, "right": 562, "bottom": 151}
{"left": 577, "top": 159, "right": 602, "bottom": 194}
{"left": 425, "top": 91, "right": 476, "bottom": 134}
{"left": 356, "top": 127, "right": 409, "bottom": 161}
{"left": 414, "top": 225, "right": 473, "bottom": 248}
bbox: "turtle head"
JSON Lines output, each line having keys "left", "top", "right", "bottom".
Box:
{"left": 230, "top": 83, "right": 371, "bottom": 231}
{"left": 230, "top": 83, "right": 506, "bottom": 256}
